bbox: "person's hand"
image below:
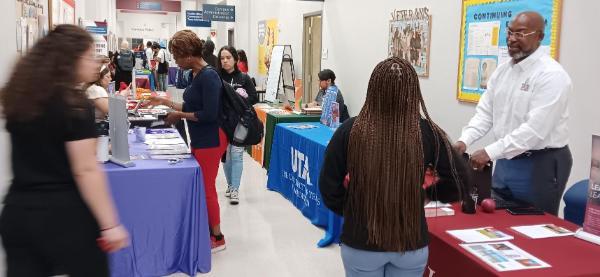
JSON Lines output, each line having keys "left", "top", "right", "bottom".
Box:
{"left": 98, "top": 225, "right": 129, "bottom": 253}
{"left": 453, "top": 141, "right": 467, "bottom": 155}
{"left": 164, "top": 111, "right": 183, "bottom": 125}
{"left": 470, "top": 149, "right": 491, "bottom": 171}
{"left": 143, "top": 96, "right": 166, "bottom": 108}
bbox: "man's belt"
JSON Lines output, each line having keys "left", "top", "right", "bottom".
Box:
{"left": 512, "top": 146, "right": 568, "bottom": 160}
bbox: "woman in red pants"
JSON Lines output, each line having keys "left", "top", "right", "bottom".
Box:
{"left": 148, "top": 30, "right": 228, "bottom": 252}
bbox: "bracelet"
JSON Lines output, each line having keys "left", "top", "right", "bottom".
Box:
{"left": 100, "top": 224, "right": 120, "bottom": 232}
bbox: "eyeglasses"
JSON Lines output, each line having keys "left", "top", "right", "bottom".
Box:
{"left": 507, "top": 30, "right": 538, "bottom": 39}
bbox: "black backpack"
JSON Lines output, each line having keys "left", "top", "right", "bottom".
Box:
{"left": 208, "top": 67, "right": 264, "bottom": 146}
{"left": 117, "top": 50, "right": 134, "bottom": 71}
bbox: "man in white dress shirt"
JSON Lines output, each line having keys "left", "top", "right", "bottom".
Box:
{"left": 454, "top": 12, "right": 572, "bottom": 215}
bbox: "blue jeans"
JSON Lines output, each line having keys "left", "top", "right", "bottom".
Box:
{"left": 157, "top": 73, "right": 167, "bottom": 91}
{"left": 340, "top": 244, "right": 428, "bottom": 277}
{"left": 223, "top": 145, "right": 244, "bottom": 189}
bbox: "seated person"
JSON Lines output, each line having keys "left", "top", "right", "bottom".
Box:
{"left": 85, "top": 65, "right": 130, "bottom": 120}
{"left": 311, "top": 69, "right": 349, "bottom": 122}
{"left": 85, "top": 65, "right": 111, "bottom": 120}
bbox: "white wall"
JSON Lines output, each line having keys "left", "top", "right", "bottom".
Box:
{"left": 0, "top": 0, "right": 17, "bottom": 196}
{"left": 321, "top": 0, "right": 600, "bottom": 214}
{"left": 220, "top": 0, "right": 323, "bottom": 82}
{"left": 117, "top": 11, "right": 179, "bottom": 40}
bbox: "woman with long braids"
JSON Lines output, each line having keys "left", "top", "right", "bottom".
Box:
{"left": 319, "top": 57, "right": 471, "bottom": 276}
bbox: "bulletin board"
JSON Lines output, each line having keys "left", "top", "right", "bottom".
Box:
{"left": 456, "top": 0, "right": 562, "bottom": 103}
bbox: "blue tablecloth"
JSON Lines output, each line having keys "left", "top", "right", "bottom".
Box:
{"left": 104, "top": 130, "right": 211, "bottom": 276}
{"left": 266, "top": 123, "right": 343, "bottom": 247}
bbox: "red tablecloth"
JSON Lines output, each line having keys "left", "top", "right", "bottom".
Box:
{"left": 425, "top": 204, "right": 600, "bottom": 277}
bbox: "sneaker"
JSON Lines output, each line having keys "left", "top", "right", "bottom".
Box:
{"left": 225, "top": 186, "right": 232, "bottom": 198}
{"left": 230, "top": 189, "right": 239, "bottom": 205}
{"left": 211, "top": 235, "right": 226, "bottom": 253}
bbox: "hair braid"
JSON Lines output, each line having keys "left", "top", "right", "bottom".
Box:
{"left": 346, "top": 57, "right": 464, "bottom": 251}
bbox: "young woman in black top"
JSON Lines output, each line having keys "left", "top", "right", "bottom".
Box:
{"left": 217, "top": 46, "right": 257, "bottom": 205}
{"left": 319, "top": 57, "right": 470, "bottom": 277}
{"left": 0, "top": 25, "right": 128, "bottom": 277}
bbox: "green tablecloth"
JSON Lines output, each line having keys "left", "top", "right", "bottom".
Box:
{"left": 263, "top": 113, "right": 321, "bottom": 170}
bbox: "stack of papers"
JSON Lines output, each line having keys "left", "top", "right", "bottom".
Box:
{"left": 511, "top": 224, "right": 574, "bottom": 239}
{"left": 461, "top": 241, "right": 551, "bottom": 272}
{"left": 447, "top": 227, "right": 514, "bottom": 243}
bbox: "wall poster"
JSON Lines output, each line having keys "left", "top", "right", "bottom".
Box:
{"left": 50, "top": 0, "right": 75, "bottom": 27}
{"left": 15, "top": 0, "right": 47, "bottom": 55}
{"left": 457, "top": 0, "right": 562, "bottom": 102}
{"left": 388, "top": 7, "right": 432, "bottom": 77}
{"left": 258, "top": 19, "right": 279, "bottom": 76}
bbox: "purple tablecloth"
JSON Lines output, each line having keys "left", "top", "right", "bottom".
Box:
{"left": 168, "top": 67, "right": 178, "bottom": 86}
{"left": 104, "top": 131, "right": 211, "bottom": 276}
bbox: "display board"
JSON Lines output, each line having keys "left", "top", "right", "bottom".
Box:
{"left": 575, "top": 135, "right": 600, "bottom": 245}
{"left": 456, "top": 0, "right": 562, "bottom": 102}
{"left": 265, "top": 45, "right": 284, "bottom": 103}
{"left": 15, "top": 0, "right": 48, "bottom": 55}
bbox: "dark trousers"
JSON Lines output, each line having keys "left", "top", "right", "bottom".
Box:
{"left": 0, "top": 204, "right": 108, "bottom": 277}
{"left": 493, "top": 146, "right": 573, "bottom": 215}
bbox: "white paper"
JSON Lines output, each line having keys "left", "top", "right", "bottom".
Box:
{"left": 148, "top": 149, "right": 190, "bottom": 155}
{"left": 145, "top": 138, "right": 186, "bottom": 145}
{"left": 150, "top": 154, "right": 192, "bottom": 160}
{"left": 145, "top": 133, "right": 180, "bottom": 140}
{"left": 467, "top": 21, "right": 500, "bottom": 56}
{"left": 424, "top": 201, "right": 452, "bottom": 208}
{"left": 511, "top": 224, "right": 574, "bottom": 239}
{"left": 461, "top": 241, "right": 551, "bottom": 272}
{"left": 447, "top": 227, "right": 513, "bottom": 243}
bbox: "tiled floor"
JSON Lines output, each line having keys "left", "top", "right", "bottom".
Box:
{"left": 170, "top": 153, "right": 344, "bottom": 276}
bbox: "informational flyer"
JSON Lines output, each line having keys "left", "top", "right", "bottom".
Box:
{"left": 447, "top": 227, "right": 513, "bottom": 243}
{"left": 511, "top": 224, "right": 574, "bottom": 239}
{"left": 461, "top": 241, "right": 551, "bottom": 272}
{"left": 319, "top": 85, "right": 339, "bottom": 127}
{"left": 467, "top": 21, "right": 500, "bottom": 56}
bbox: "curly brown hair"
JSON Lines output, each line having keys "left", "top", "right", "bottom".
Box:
{"left": 168, "top": 30, "right": 204, "bottom": 59}
{"left": 0, "top": 25, "right": 94, "bottom": 121}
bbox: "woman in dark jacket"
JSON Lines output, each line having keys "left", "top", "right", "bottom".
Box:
{"left": 319, "top": 57, "right": 471, "bottom": 277}
{"left": 147, "top": 30, "right": 228, "bottom": 252}
{"left": 217, "top": 46, "right": 257, "bottom": 205}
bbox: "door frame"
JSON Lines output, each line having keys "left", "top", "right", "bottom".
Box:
{"left": 302, "top": 11, "right": 323, "bottom": 104}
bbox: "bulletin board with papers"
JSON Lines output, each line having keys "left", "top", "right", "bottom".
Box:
{"left": 456, "top": 0, "right": 562, "bottom": 103}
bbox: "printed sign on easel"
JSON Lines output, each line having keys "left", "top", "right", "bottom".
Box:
{"left": 575, "top": 135, "right": 600, "bottom": 245}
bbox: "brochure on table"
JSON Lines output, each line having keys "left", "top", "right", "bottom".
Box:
{"left": 511, "top": 224, "right": 574, "bottom": 239}
{"left": 447, "top": 227, "right": 513, "bottom": 243}
{"left": 575, "top": 134, "right": 600, "bottom": 245}
{"left": 461, "top": 241, "right": 551, "bottom": 272}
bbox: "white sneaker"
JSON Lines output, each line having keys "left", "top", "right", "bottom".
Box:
{"left": 225, "top": 186, "right": 232, "bottom": 198}
{"left": 230, "top": 189, "right": 239, "bottom": 205}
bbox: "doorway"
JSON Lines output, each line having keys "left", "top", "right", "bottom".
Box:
{"left": 302, "top": 13, "right": 322, "bottom": 104}
{"left": 228, "top": 28, "right": 235, "bottom": 47}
